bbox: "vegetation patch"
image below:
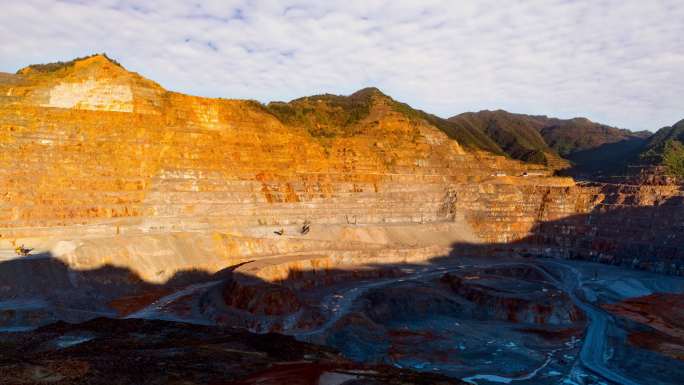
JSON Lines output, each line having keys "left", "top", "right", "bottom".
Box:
{"left": 639, "top": 121, "right": 684, "bottom": 179}
{"left": 390, "top": 101, "right": 505, "bottom": 155}
{"left": 662, "top": 139, "right": 684, "bottom": 178}
{"left": 266, "top": 91, "right": 372, "bottom": 138}
{"left": 17, "top": 53, "right": 122, "bottom": 74}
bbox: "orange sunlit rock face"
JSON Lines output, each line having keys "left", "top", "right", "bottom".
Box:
{"left": 0, "top": 55, "right": 529, "bottom": 231}
{"left": 0, "top": 55, "right": 557, "bottom": 277}
{"left": 1, "top": 54, "right": 682, "bottom": 282}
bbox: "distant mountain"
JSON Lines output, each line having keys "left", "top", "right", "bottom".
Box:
{"left": 447, "top": 110, "right": 562, "bottom": 166}
{"left": 6, "top": 53, "right": 663, "bottom": 179}
{"left": 639, "top": 119, "right": 684, "bottom": 163}
{"left": 267, "top": 95, "right": 657, "bottom": 174}
{"left": 630, "top": 119, "right": 684, "bottom": 180}
{"left": 539, "top": 117, "right": 652, "bottom": 176}
{"left": 538, "top": 117, "right": 650, "bottom": 156}
{"left": 448, "top": 110, "right": 650, "bottom": 174}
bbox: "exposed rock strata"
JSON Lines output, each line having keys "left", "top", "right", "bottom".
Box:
{"left": 459, "top": 183, "right": 684, "bottom": 275}
{"left": 0, "top": 55, "right": 560, "bottom": 282}
{"left": 0, "top": 54, "right": 682, "bottom": 291}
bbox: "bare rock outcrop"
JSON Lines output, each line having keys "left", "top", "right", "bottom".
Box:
{"left": 0, "top": 55, "right": 564, "bottom": 283}
{"left": 0, "top": 54, "right": 682, "bottom": 292}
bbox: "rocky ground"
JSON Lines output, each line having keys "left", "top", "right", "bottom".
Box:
{"left": 0, "top": 317, "right": 463, "bottom": 385}
{"left": 603, "top": 292, "right": 684, "bottom": 360}
{"left": 3, "top": 253, "right": 684, "bottom": 384}
{"left": 299, "top": 263, "right": 587, "bottom": 383}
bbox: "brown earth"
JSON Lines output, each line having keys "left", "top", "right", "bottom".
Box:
{"left": 440, "top": 271, "right": 585, "bottom": 325}
{"left": 107, "top": 288, "right": 174, "bottom": 316}
{"left": 603, "top": 293, "right": 684, "bottom": 360}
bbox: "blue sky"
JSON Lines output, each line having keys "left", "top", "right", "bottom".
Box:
{"left": 1, "top": 0, "right": 683, "bottom": 131}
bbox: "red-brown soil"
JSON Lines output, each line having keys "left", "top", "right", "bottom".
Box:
{"left": 107, "top": 288, "right": 173, "bottom": 316}
{"left": 603, "top": 293, "right": 684, "bottom": 360}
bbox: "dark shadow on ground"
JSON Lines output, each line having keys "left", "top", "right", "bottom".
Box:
{"left": 447, "top": 194, "right": 684, "bottom": 276}
{"left": 0, "top": 195, "right": 684, "bottom": 383}
{"left": 559, "top": 137, "right": 646, "bottom": 180}
{"left": 0, "top": 193, "right": 682, "bottom": 327}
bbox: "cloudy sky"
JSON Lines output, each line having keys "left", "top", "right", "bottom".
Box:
{"left": 1, "top": 1, "right": 683, "bottom": 130}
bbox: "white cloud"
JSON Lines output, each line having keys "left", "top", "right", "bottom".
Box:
{"left": 1, "top": 0, "right": 682, "bottom": 130}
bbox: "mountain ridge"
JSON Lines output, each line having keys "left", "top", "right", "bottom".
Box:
{"left": 2, "top": 54, "right": 678, "bottom": 177}
{"left": 448, "top": 109, "right": 655, "bottom": 175}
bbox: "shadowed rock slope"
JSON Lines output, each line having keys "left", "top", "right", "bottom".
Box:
{"left": 0, "top": 317, "right": 463, "bottom": 385}
{"left": 585, "top": 118, "right": 684, "bottom": 183}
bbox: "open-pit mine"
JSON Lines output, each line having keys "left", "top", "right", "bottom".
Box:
{"left": 0, "top": 55, "right": 683, "bottom": 385}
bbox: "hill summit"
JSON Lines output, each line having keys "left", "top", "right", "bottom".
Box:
{"left": 2, "top": 54, "right": 164, "bottom": 114}
{"left": 3, "top": 54, "right": 660, "bottom": 176}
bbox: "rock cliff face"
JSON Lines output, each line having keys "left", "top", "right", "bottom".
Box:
{"left": 0, "top": 55, "right": 557, "bottom": 280}
{"left": 458, "top": 183, "right": 684, "bottom": 275}
{"left": 0, "top": 54, "right": 682, "bottom": 286}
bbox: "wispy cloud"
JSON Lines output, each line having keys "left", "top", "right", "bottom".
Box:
{"left": 1, "top": 0, "right": 682, "bottom": 130}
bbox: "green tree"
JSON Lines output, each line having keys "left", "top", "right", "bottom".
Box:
{"left": 662, "top": 139, "right": 684, "bottom": 178}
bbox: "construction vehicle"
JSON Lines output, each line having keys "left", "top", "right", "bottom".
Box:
{"left": 301, "top": 220, "right": 310, "bottom": 235}
{"left": 14, "top": 244, "right": 33, "bottom": 257}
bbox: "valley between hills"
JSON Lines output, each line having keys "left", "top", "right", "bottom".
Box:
{"left": 0, "top": 54, "right": 683, "bottom": 385}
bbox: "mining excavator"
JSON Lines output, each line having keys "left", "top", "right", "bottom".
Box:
{"left": 301, "top": 221, "right": 310, "bottom": 235}
{"left": 14, "top": 244, "right": 33, "bottom": 257}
